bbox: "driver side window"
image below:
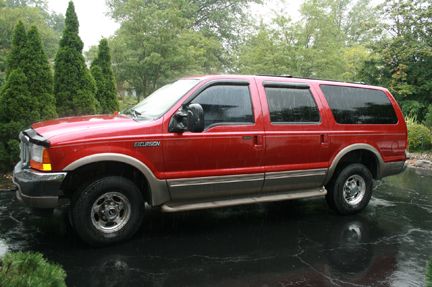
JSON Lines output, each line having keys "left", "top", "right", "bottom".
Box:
{"left": 191, "top": 85, "right": 254, "bottom": 129}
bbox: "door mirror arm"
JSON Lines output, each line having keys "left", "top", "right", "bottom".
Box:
{"left": 168, "top": 107, "right": 188, "bottom": 133}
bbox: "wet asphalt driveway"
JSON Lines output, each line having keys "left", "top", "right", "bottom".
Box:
{"left": 0, "top": 168, "right": 431, "bottom": 287}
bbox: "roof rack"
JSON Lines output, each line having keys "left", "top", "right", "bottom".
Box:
{"left": 257, "top": 74, "right": 292, "bottom": 78}
{"left": 299, "top": 76, "right": 367, "bottom": 85}
{"left": 257, "top": 74, "right": 367, "bottom": 85}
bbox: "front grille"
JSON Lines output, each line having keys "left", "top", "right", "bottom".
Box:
{"left": 19, "top": 132, "right": 30, "bottom": 166}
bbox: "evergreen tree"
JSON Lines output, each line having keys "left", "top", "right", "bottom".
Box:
{"left": 91, "top": 38, "right": 118, "bottom": 113}
{"left": 0, "top": 69, "right": 37, "bottom": 170}
{"left": 54, "top": 1, "right": 97, "bottom": 116}
{"left": 6, "top": 20, "right": 27, "bottom": 77}
{"left": 24, "top": 26, "right": 57, "bottom": 120}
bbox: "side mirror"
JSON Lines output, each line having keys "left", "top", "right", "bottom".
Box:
{"left": 168, "top": 103, "right": 204, "bottom": 133}
{"left": 186, "top": 103, "right": 204, "bottom": 132}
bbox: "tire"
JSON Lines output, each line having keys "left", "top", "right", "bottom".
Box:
{"left": 71, "top": 176, "right": 144, "bottom": 246}
{"left": 325, "top": 163, "right": 373, "bottom": 215}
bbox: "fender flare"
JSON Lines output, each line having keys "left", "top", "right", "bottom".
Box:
{"left": 324, "top": 144, "right": 384, "bottom": 185}
{"left": 64, "top": 153, "right": 170, "bottom": 206}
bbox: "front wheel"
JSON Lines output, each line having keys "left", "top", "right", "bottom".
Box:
{"left": 325, "top": 163, "right": 373, "bottom": 215}
{"left": 71, "top": 176, "right": 144, "bottom": 245}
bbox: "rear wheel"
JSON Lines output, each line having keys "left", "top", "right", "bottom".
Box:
{"left": 325, "top": 164, "right": 373, "bottom": 215}
{"left": 71, "top": 176, "right": 144, "bottom": 245}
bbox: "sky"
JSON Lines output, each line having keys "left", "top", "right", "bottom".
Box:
{"left": 47, "top": 0, "right": 384, "bottom": 51}
{"left": 47, "top": 0, "right": 120, "bottom": 50}
{"left": 47, "top": 0, "right": 303, "bottom": 51}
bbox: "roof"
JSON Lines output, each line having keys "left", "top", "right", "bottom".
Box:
{"left": 182, "top": 74, "right": 387, "bottom": 91}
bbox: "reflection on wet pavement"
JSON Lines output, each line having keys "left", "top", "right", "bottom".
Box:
{"left": 0, "top": 168, "right": 431, "bottom": 287}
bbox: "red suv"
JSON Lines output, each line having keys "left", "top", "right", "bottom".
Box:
{"left": 13, "top": 75, "right": 407, "bottom": 245}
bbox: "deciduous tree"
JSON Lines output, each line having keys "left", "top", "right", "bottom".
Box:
{"left": 107, "top": 0, "right": 258, "bottom": 100}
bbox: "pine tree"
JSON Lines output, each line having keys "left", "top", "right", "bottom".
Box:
{"left": 0, "top": 69, "right": 38, "bottom": 170}
{"left": 6, "top": 21, "right": 27, "bottom": 77}
{"left": 24, "top": 26, "right": 57, "bottom": 120}
{"left": 0, "top": 22, "right": 39, "bottom": 171}
{"left": 54, "top": 1, "right": 97, "bottom": 116}
{"left": 91, "top": 38, "right": 118, "bottom": 113}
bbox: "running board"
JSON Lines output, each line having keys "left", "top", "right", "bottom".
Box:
{"left": 161, "top": 188, "right": 327, "bottom": 213}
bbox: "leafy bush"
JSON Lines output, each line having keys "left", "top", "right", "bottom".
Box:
{"left": 424, "top": 105, "right": 432, "bottom": 130}
{"left": 0, "top": 252, "right": 66, "bottom": 287}
{"left": 401, "top": 100, "right": 427, "bottom": 122}
{"left": 406, "top": 118, "right": 432, "bottom": 151}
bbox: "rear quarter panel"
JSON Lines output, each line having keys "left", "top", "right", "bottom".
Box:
{"left": 312, "top": 82, "right": 408, "bottom": 164}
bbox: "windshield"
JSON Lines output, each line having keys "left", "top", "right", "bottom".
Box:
{"left": 122, "top": 79, "right": 200, "bottom": 120}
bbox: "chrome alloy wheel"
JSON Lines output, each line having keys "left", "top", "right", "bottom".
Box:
{"left": 342, "top": 175, "right": 366, "bottom": 206}
{"left": 91, "top": 192, "right": 131, "bottom": 233}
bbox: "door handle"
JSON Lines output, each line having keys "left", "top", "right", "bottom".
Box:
{"left": 242, "top": 135, "right": 263, "bottom": 148}
{"left": 320, "top": 134, "right": 329, "bottom": 147}
{"left": 254, "top": 135, "right": 263, "bottom": 147}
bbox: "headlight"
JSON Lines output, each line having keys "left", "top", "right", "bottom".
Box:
{"left": 30, "top": 144, "right": 52, "bottom": 171}
{"left": 30, "top": 144, "right": 44, "bottom": 162}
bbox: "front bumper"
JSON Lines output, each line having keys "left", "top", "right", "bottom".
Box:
{"left": 13, "top": 163, "right": 67, "bottom": 209}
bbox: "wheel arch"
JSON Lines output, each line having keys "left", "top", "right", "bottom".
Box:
{"left": 324, "top": 144, "right": 384, "bottom": 185}
{"left": 62, "top": 153, "right": 170, "bottom": 206}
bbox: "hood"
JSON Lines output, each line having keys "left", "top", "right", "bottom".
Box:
{"left": 32, "top": 114, "right": 147, "bottom": 145}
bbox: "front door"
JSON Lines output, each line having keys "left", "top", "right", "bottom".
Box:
{"left": 162, "top": 80, "right": 265, "bottom": 201}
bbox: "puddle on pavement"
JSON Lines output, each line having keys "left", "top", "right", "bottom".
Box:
{"left": 0, "top": 167, "right": 431, "bottom": 287}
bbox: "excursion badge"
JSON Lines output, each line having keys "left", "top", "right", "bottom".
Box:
{"left": 134, "top": 141, "right": 160, "bottom": 147}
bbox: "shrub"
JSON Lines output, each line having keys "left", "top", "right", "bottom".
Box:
{"left": 0, "top": 252, "right": 66, "bottom": 287}
{"left": 424, "top": 105, "right": 432, "bottom": 130}
{"left": 406, "top": 118, "right": 432, "bottom": 151}
{"left": 401, "top": 100, "right": 426, "bottom": 122}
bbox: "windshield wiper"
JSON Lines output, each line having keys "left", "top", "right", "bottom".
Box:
{"left": 122, "top": 107, "right": 141, "bottom": 118}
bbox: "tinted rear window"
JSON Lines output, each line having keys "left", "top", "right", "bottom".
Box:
{"left": 320, "top": 85, "right": 398, "bottom": 124}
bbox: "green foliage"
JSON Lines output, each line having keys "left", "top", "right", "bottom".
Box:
{"left": 91, "top": 38, "right": 118, "bottom": 113}
{"left": 359, "top": 0, "right": 432, "bottom": 112}
{"left": 5, "top": 21, "right": 27, "bottom": 77}
{"left": 401, "top": 101, "right": 427, "bottom": 122}
{"left": 406, "top": 118, "right": 432, "bottom": 152}
{"left": 0, "top": 2, "right": 64, "bottom": 84}
{"left": 107, "top": 0, "right": 258, "bottom": 100}
{"left": 427, "top": 260, "right": 432, "bottom": 287}
{"left": 0, "top": 69, "right": 36, "bottom": 170}
{"left": 0, "top": 69, "right": 38, "bottom": 123}
{"left": 0, "top": 251, "right": 66, "bottom": 287}
{"left": 236, "top": 0, "right": 380, "bottom": 80}
{"left": 0, "top": 21, "right": 56, "bottom": 170}
{"left": 118, "top": 95, "right": 138, "bottom": 111}
{"left": 424, "top": 105, "right": 432, "bottom": 130}
{"left": 54, "top": 1, "right": 97, "bottom": 116}
{"left": 24, "top": 26, "right": 56, "bottom": 119}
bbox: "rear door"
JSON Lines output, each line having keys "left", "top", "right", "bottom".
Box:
{"left": 256, "top": 79, "right": 331, "bottom": 193}
{"left": 162, "top": 79, "right": 265, "bottom": 201}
